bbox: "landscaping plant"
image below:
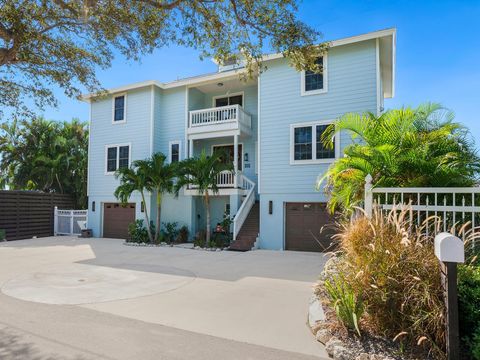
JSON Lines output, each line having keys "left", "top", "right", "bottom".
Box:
{"left": 322, "top": 207, "right": 445, "bottom": 358}
{"left": 176, "top": 150, "right": 233, "bottom": 245}
{"left": 162, "top": 222, "right": 179, "bottom": 244}
{"left": 323, "top": 273, "right": 363, "bottom": 336}
{"left": 317, "top": 103, "right": 480, "bottom": 213}
{"left": 115, "top": 152, "right": 176, "bottom": 244}
{"left": 175, "top": 226, "right": 189, "bottom": 244}
{"left": 127, "top": 220, "right": 154, "bottom": 244}
{"left": 458, "top": 255, "right": 480, "bottom": 359}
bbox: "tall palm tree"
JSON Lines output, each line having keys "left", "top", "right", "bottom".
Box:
{"left": 138, "top": 153, "right": 177, "bottom": 243}
{"left": 114, "top": 165, "right": 154, "bottom": 243}
{"left": 176, "top": 150, "right": 233, "bottom": 244}
{"left": 317, "top": 103, "right": 480, "bottom": 212}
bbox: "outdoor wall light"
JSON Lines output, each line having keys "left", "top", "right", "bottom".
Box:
{"left": 269, "top": 200, "right": 273, "bottom": 215}
{"left": 92, "top": 201, "right": 95, "bottom": 212}
{"left": 244, "top": 153, "right": 249, "bottom": 162}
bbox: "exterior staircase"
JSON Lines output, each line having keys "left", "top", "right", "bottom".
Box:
{"left": 229, "top": 202, "right": 259, "bottom": 251}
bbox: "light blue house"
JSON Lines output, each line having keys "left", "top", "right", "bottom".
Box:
{"left": 82, "top": 28, "right": 396, "bottom": 251}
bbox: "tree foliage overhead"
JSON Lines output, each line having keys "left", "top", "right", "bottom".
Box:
{"left": 318, "top": 103, "right": 480, "bottom": 212}
{"left": 0, "top": 0, "right": 326, "bottom": 118}
{"left": 0, "top": 117, "right": 88, "bottom": 208}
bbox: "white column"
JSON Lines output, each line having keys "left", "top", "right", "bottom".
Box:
{"left": 233, "top": 134, "right": 238, "bottom": 188}
{"left": 189, "top": 138, "right": 193, "bottom": 158}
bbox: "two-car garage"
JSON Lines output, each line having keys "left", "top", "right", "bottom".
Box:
{"left": 285, "top": 202, "right": 335, "bottom": 252}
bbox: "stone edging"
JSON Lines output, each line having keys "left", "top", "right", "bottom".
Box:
{"left": 308, "top": 292, "right": 394, "bottom": 360}
{"left": 123, "top": 242, "right": 227, "bottom": 251}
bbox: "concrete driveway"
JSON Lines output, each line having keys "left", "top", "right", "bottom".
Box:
{"left": 0, "top": 237, "right": 328, "bottom": 360}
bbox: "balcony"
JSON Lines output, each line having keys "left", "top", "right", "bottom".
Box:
{"left": 187, "top": 105, "right": 252, "bottom": 139}
{"left": 184, "top": 171, "right": 254, "bottom": 196}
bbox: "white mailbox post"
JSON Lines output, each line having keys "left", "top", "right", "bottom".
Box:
{"left": 434, "top": 232, "right": 464, "bottom": 360}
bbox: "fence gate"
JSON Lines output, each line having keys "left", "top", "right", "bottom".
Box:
{"left": 54, "top": 207, "right": 88, "bottom": 236}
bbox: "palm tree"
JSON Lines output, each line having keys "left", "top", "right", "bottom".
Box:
{"left": 138, "top": 153, "right": 177, "bottom": 243}
{"left": 115, "top": 165, "right": 154, "bottom": 243}
{"left": 317, "top": 103, "right": 480, "bottom": 212}
{"left": 176, "top": 150, "right": 233, "bottom": 245}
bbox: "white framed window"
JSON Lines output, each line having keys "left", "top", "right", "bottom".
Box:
{"left": 212, "top": 91, "right": 244, "bottom": 107}
{"left": 300, "top": 55, "right": 328, "bottom": 96}
{"left": 105, "top": 143, "right": 131, "bottom": 174}
{"left": 289, "top": 121, "right": 339, "bottom": 165}
{"left": 112, "top": 93, "right": 127, "bottom": 124}
{"left": 169, "top": 140, "right": 181, "bottom": 163}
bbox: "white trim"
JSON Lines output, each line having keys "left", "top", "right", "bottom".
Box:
{"left": 376, "top": 38, "right": 381, "bottom": 116}
{"left": 184, "top": 87, "right": 189, "bottom": 161}
{"left": 104, "top": 142, "right": 132, "bottom": 175}
{"left": 168, "top": 140, "right": 182, "bottom": 163}
{"left": 289, "top": 120, "right": 340, "bottom": 165}
{"left": 86, "top": 104, "right": 92, "bottom": 197}
{"left": 263, "top": 28, "right": 397, "bottom": 62}
{"left": 149, "top": 85, "right": 155, "bottom": 155}
{"left": 391, "top": 30, "right": 397, "bottom": 98}
{"left": 211, "top": 142, "right": 244, "bottom": 171}
{"left": 211, "top": 91, "right": 245, "bottom": 107}
{"left": 112, "top": 93, "right": 127, "bottom": 124}
{"left": 257, "top": 76, "right": 261, "bottom": 193}
{"left": 80, "top": 28, "right": 396, "bottom": 101}
{"left": 300, "top": 54, "right": 328, "bottom": 96}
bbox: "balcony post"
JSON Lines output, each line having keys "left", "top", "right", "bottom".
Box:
{"left": 233, "top": 134, "right": 238, "bottom": 188}
{"left": 189, "top": 138, "right": 193, "bottom": 158}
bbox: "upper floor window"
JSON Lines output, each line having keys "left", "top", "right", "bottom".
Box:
{"left": 169, "top": 141, "right": 181, "bottom": 163}
{"left": 213, "top": 92, "right": 243, "bottom": 107}
{"left": 301, "top": 55, "right": 328, "bottom": 96}
{"left": 290, "top": 121, "right": 337, "bottom": 164}
{"left": 105, "top": 144, "right": 130, "bottom": 174}
{"left": 113, "top": 94, "right": 126, "bottom": 123}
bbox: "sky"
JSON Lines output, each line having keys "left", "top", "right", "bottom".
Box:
{"left": 41, "top": 0, "right": 480, "bottom": 144}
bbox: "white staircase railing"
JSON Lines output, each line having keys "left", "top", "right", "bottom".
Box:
{"left": 233, "top": 175, "right": 256, "bottom": 241}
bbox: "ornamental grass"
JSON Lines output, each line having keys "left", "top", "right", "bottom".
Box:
{"left": 327, "top": 207, "right": 450, "bottom": 358}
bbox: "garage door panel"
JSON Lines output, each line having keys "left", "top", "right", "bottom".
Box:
{"left": 285, "top": 202, "right": 335, "bottom": 252}
{"left": 103, "top": 203, "right": 135, "bottom": 239}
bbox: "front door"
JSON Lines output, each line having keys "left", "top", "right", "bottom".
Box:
{"left": 213, "top": 144, "right": 242, "bottom": 171}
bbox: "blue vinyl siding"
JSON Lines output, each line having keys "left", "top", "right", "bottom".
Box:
{"left": 257, "top": 40, "right": 378, "bottom": 249}
{"left": 87, "top": 86, "right": 153, "bottom": 236}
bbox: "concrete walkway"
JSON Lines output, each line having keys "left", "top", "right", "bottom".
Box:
{"left": 0, "top": 237, "right": 329, "bottom": 359}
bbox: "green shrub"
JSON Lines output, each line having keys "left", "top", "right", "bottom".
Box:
{"left": 459, "top": 264, "right": 480, "bottom": 359}
{"left": 161, "top": 222, "right": 178, "bottom": 244}
{"left": 209, "top": 232, "right": 231, "bottom": 248}
{"left": 324, "top": 273, "right": 363, "bottom": 336}
{"left": 175, "top": 226, "right": 189, "bottom": 243}
{"left": 194, "top": 230, "right": 206, "bottom": 248}
{"left": 127, "top": 220, "right": 154, "bottom": 243}
{"left": 0, "top": 229, "right": 5, "bottom": 241}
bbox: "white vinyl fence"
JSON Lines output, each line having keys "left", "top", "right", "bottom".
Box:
{"left": 364, "top": 174, "right": 480, "bottom": 241}
{"left": 54, "top": 207, "right": 88, "bottom": 236}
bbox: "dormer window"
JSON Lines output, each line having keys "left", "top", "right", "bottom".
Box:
{"left": 301, "top": 55, "right": 328, "bottom": 96}
{"left": 113, "top": 94, "right": 126, "bottom": 123}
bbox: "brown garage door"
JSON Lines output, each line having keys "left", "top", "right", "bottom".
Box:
{"left": 285, "top": 202, "right": 335, "bottom": 252}
{"left": 103, "top": 203, "right": 136, "bottom": 239}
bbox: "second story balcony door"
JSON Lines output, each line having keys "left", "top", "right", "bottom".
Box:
{"left": 214, "top": 93, "right": 243, "bottom": 107}
{"left": 213, "top": 144, "right": 243, "bottom": 171}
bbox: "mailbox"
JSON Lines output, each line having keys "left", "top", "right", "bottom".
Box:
{"left": 434, "top": 232, "right": 464, "bottom": 264}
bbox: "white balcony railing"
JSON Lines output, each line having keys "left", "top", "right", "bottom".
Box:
{"left": 189, "top": 105, "right": 251, "bottom": 129}
{"left": 189, "top": 170, "right": 235, "bottom": 190}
